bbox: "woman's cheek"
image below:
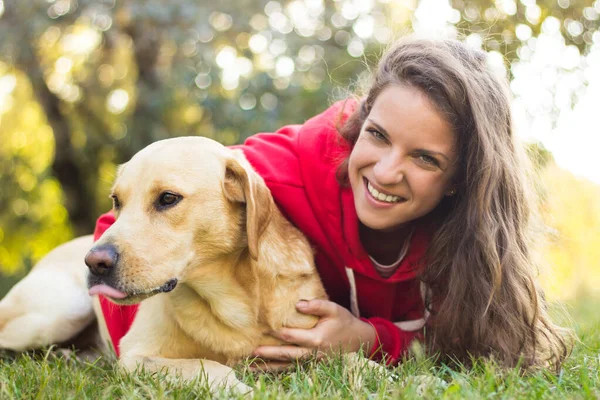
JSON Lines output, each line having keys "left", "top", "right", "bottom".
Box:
{"left": 347, "top": 145, "right": 365, "bottom": 179}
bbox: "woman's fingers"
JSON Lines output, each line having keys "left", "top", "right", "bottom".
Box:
{"left": 252, "top": 345, "right": 314, "bottom": 362}
{"left": 271, "top": 327, "right": 323, "bottom": 348}
{"left": 248, "top": 360, "right": 293, "bottom": 372}
{"left": 296, "top": 299, "right": 339, "bottom": 317}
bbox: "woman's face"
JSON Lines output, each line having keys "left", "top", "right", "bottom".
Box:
{"left": 348, "top": 84, "right": 458, "bottom": 232}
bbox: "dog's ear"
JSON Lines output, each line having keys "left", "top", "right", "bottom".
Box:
{"left": 223, "top": 154, "right": 273, "bottom": 260}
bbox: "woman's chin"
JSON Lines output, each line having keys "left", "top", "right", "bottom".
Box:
{"left": 357, "top": 212, "right": 409, "bottom": 233}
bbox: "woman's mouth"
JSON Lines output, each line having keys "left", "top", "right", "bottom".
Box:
{"left": 364, "top": 178, "right": 406, "bottom": 204}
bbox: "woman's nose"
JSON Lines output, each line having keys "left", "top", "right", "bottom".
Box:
{"left": 373, "top": 154, "right": 405, "bottom": 185}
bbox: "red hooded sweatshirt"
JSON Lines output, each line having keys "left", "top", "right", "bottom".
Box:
{"left": 93, "top": 100, "right": 429, "bottom": 363}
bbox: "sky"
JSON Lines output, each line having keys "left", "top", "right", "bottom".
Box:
{"left": 413, "top": 0, "right": 600, "bottom": 185}
{"left": 510, "top": 19, "right": 600, "bottom": 185}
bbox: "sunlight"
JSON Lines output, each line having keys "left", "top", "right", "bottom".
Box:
{"left": 414, "top": 1, "right": 600, "bottom": 184}
{"left": 413, "top": 0, "right": 456, "bottom": 37}
{"left": 496, "top": 0, "right": 517, "bottom": 16}
{"left": 353, "top": 15, "right": 375, "bottom": 39}
{"left": 209, "top": 12, "right": 233, "bottom": 32}
{"left": 194, "top": 73, "right": 211, "bottom": 90}
{"left": 275, "top": 56, "right": 295, "bottom": 77}
{"left": 106, "top": 89, "right": 129, "bottom": 114}
{"left": 60, "top": 26, "right": 101, "bottom": 55}
{"left": 216, "top": 46, "right": 237, "bottom": 69}
{"left": 54, "top": 57, "right": 73, "bottom": 75}
{"left": 249, "top": 34, "right": 268, "bottom": 54}
{"left": 0, "top": 74, "right": 16, "bottom": 113}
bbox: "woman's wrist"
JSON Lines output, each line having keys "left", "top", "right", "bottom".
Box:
{"left": 353, "top": 318, "right": 377, "bottom": 354}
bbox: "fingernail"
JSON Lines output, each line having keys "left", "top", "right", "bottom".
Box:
{"left": 296, "top": 300, "right": 309, "bottom": 308}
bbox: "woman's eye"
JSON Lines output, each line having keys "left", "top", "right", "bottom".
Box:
{"left": 158, "top": 192, "right": 181, "bottom": 207}
{"left": 418, "top": 154, "right": 439, "bottom": 166}
{"left": 366, "top": 128, "right": 387, "bottom": 142}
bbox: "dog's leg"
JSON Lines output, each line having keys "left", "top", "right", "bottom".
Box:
{"left": 0, "top": 236, "right": 95, "bottom": 351}
{"left": 342, "top": 352, "right": 390, "bottom": 392}
{"left": 119, "top": 355, "right": 252, "bottom": 394}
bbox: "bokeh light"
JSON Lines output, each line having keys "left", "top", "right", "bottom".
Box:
{"left": 107, "top": 89, "right": 129, "bottom": 114}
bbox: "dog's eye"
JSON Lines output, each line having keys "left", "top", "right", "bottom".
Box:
{"left": 111, "top": 195, "right": 120, "bottom": 210}
{"left": 157, "top": 192, "right": 182, "bottom": 209}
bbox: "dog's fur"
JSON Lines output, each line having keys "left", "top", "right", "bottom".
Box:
{"left": 0, "top": 137, "right": 327, "bottom": 391}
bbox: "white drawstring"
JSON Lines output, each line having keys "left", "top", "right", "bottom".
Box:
{"left": 345, "top": 267, "right": 360, "bottom": 318}
{"left": 345, "top": 267, "right": 430, "bottom": 332}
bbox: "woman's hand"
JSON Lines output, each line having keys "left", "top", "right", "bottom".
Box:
{"left": 250, "top": 299, "right": 376, "bottom": 371}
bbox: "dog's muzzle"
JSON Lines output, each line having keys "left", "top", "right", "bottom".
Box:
{"left": 159, "top": 278, "right": 178, "bottom": 293}
{"left": 85, "top": 244, "right": 119, "bottom": 277}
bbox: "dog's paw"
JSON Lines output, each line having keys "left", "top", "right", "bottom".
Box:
{"left": 342, "top": 352, "right": 391, "bottom": 392}
{"left": 219, "top": 374, "right": 253, "bottom": 396}
{"left": 200, "top": 361, "right": 253, "bottom": 395}
{"left": 404, "top": 374, "right": 448, "bottom": 396}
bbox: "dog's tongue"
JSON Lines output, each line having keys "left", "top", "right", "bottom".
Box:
{"left": 89, "top": 284, "right": 128, "bottom": 299}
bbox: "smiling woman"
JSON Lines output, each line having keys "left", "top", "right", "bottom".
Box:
{"left": 331, "top": 37, "right": 572, "bottom": 370}
{"left": 91, "top": 37, "right": 571, "bottom": 372}
{"left": 347, "top": 85, "right": 457, "bottom": 234}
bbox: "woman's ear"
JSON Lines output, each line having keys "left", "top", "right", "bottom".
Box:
{"left": 223, "top": 154, "right": 273, "bottom": 260}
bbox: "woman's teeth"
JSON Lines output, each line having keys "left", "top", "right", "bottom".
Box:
{"left": 367, "top": 181, "right": 402, "bottom": 203}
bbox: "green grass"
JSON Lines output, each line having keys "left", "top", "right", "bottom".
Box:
{"left": 1, "top": 298, "right": 599, "bottom": 399}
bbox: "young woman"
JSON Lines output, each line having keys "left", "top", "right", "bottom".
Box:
{"left": 93, "top": 37, "right": 571, "bottom": 371}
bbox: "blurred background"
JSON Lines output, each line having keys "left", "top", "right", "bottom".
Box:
{"left": 0, "top": 0, "right": 598, "bottom": 304}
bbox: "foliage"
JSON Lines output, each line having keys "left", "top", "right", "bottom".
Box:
{"left": 0, "top": 66, "right": 73, "bottom": 274}
{"left": 538, "top": 162, "right": 600, "bottom": 300}
{"left": 0, "top": 0, "right": 599, "bottom": 281}
{"left": 453, "top": 0, "right": 599, "bottom": 55}
{"left": 0, "top": 298, "right": 598, "bottom": 398}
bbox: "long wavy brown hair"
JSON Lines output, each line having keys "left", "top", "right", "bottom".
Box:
{"left": 337, "top": 38, "right": 572, "bottom": 370}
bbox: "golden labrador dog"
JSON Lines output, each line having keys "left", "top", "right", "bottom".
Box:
{"left": 0, "top": 137, "right": 327, "bottom": 392}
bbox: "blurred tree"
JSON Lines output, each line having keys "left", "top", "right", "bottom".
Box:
{"left": 454, "top": 0, "right": 598, "bottom": 53}
{"left": 538, "top": 162, "right": 600, "bottom": 300}
{"left": 0, "top": 0, "right": 598, "bottom": 274}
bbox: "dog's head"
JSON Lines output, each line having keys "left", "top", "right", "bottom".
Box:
{"left": 85, "top": 137, "right": 273, "bottom": 304}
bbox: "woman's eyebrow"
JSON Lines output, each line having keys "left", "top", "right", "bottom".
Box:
{"left": 367, "top": 119, "right": 389, "bottom": 137}
{"left": 368, "top": 118, "right": 450, "bottom": 162}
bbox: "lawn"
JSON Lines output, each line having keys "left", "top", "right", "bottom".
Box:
{"left": 1, "top": 297, "right": 598, "bottom": 399}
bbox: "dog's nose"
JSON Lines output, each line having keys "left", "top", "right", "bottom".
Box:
{"left": 85, "top": 245, "right": 119, "bottom": 276}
